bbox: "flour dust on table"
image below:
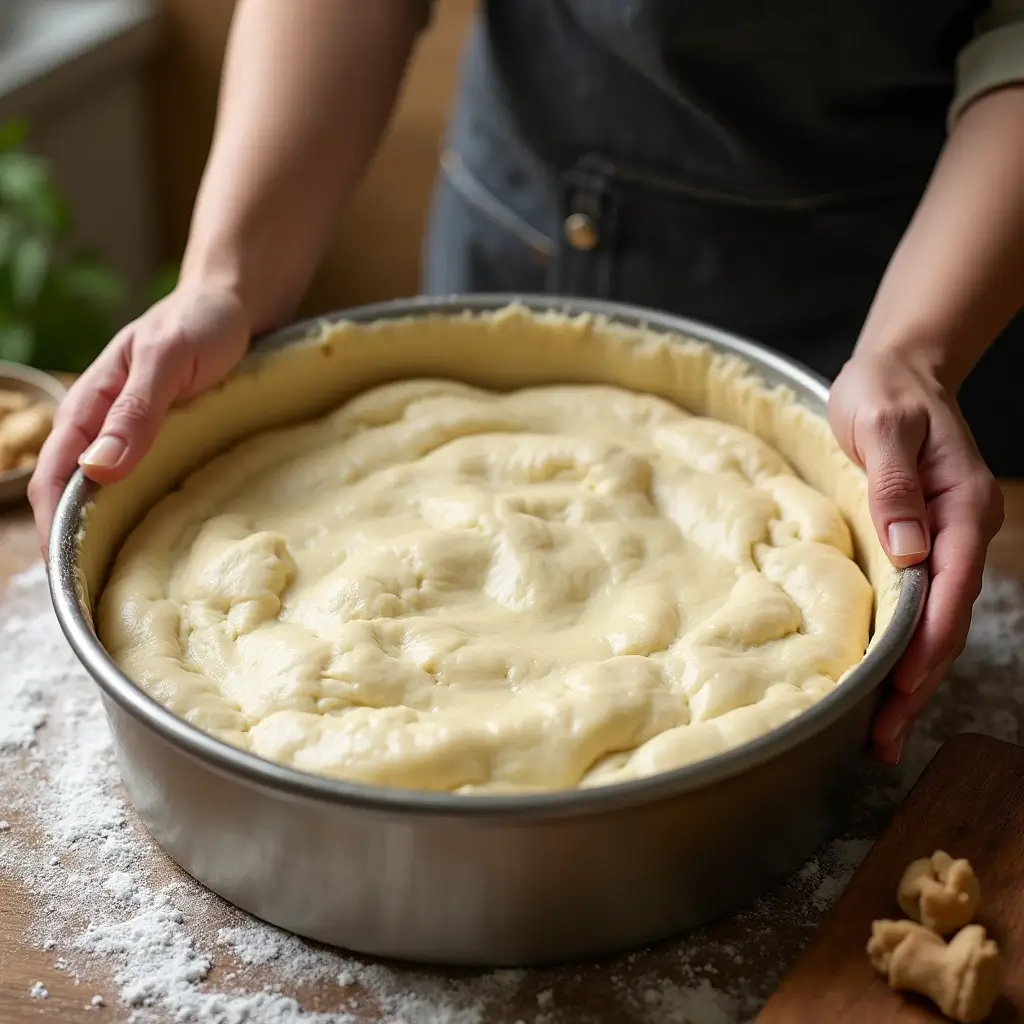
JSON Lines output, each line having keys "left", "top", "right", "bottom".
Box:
{"left": 1, "top": 562, "right": 1022, "bottom": 1024}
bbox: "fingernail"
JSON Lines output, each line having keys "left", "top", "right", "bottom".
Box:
{"left": 894, "top": 663, "right": 925, "bottom": 695}
{"left": 887, "top": 720, "right": 906, "bottom": 747}
{"left": 888, "top": 521, "right": 927, "bottom": 558}
{"left": 892, "top": 731, "right": 905, "bottom": 764}
{"left": 79, "top": 435, "right": 125, "bottom": 470}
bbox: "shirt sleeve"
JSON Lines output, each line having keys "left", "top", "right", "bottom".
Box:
{"left": 949, "top": 0, "right": 1024, "bottom": 128}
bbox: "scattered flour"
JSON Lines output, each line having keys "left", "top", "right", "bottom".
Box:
{"left": 103, "top": 870, "right": 139, "bottom": 902}
{"left": 0, "top": 615, "right": 53, "bottom": 750}
{"left": 797, "top": 859, "right": 819, "bottom": 882}
{"left": 1, "top": 560, "right": 1022, "bottom": 1024}
{"left": 633, "top": 979, "right": 737, "bottom": 1024}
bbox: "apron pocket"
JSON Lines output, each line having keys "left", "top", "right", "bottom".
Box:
{"left": 440, "top": 150, "right": 553, "bottom": 260}
{"left": 422, "top": 154, "right": 552, "bottom": 295}
{"left": 421, "top": 56, "right": 562, "bottom": 297}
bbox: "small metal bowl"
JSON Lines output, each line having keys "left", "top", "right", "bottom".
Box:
{"left": 0, "top": 360, "right": 66, "bottom": 507}
{"left": 48, "top": 295, "right": 925, "bottom": 966}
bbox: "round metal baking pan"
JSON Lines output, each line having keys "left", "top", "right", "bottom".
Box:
{"left": 48, "top": 294, "right": 926, "bottom": 966}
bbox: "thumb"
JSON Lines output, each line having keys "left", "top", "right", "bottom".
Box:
{"left": 78, "top": 338, "right": 186, "bottom": 483}
{"left": 861, "top": 417, "right": 931, "bottom": 569}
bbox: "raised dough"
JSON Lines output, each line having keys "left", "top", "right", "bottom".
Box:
{"left": 98, "top": 366, "right": 873, "bottom": 792}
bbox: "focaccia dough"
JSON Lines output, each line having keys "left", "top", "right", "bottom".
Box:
{"left": 98, "top": 371, "right": 873, "bottom": 793}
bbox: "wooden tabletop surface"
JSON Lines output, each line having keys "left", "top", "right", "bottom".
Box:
{"left": 1, "top": 483, "right": 1023, "bottom": 1023}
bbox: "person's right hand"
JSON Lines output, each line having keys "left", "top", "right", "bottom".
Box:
{"left": 29, "top": 283, "right": 252, "bottom": 558}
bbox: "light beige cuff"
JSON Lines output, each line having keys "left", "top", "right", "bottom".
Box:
{"left": 950, "top": 18, "right": 1024, "bottom": 128}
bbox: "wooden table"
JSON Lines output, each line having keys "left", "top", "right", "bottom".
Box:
{"left": 2, "top": 485, "right": 1023, "bottom": 1024}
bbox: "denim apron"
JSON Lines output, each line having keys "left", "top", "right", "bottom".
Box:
{"left": 422, "top": 0, "right": 1024, "bottom": 476}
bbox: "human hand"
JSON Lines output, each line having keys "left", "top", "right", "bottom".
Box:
{"left": 28, "top": 283, "right": 251, "bottom": 557}
{"left": 828, "top": 349, "right": 1004, "bottom": 766}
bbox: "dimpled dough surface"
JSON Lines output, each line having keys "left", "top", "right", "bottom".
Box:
{"left": 97, "top": 378, "right": 873, "bottom": 793}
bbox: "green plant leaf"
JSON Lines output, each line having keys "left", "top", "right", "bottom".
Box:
{"left": 0, "top": 321, "right": 35, "bottom": 364}
{"left": 11, "top": 235, "right": 51, "bottom": 309}
{"left": 146, "top": 262, "right": 180, "bottom": 305}
{"left": 32, "top": 282, "right": 114, "bottom": 373}
{"left": 0, "top": 120, "right": 28, "bottom": 152}
{"left": 0, "top": 151, "right": 70, "bottom": 234}
{"left": 0, "top": 151, "right": 49, "bottom": 202}
{"left": 0, "top": 121, "right": 128, "bottom": 371}
{"left": 60, "top": 258, "right": 125, "bottom": 311}
{"left": 0, "top": 211, "right": 17, "bottom": 264}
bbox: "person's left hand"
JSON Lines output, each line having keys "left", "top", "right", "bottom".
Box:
{"left": 828, "top": 347, "right": 1004, "bottom": 766}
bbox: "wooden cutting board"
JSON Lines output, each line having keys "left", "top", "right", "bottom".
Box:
{"left": 758, "top": 733, "right": 1024, "bottom": 1023}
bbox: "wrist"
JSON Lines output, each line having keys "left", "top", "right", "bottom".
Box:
{"left": 178, "top": 233, "right": 299, "bottom": 335}
{"left": 853, "top": 320, "right": 976, "bottom": 395}
{"left": 178, "top": 249, "right": 244, "bottom": 299}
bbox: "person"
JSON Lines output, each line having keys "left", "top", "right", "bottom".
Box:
{"left": 29, "top": 1, "right": 1024, "bottom": 767}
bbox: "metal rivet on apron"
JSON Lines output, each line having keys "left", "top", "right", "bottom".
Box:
{"left": 564, "top": 212, "right": 599, "bottom": 251}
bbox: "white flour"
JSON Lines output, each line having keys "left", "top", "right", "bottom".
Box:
{"left": 1, "top": 562, "right": 1022, "bottom": 1024}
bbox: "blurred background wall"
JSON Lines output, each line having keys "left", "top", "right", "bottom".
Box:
{"left": 152, "top": 0, "right": 476, "bottom": 317}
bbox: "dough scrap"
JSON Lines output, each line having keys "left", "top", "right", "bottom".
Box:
{"left": 898, "top": 850, "right": 981, "bottom": 936}
{"left": 868, "top": 919, "right": 1001, "bottom": 1023}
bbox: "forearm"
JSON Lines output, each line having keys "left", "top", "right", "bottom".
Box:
{"left": 854, "top": 86, "right": 1024, "bottom": 391}
{"left": 179, "top": 0, "right": 425, "bottom": 331}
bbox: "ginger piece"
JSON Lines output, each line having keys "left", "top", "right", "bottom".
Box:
{"left": 0, "top": 402, "right": 54, "bottom": 474}
{"left": 899, "top": 850, "right": 981, "bottom": 935}
{"left": 0, "top": 389, "right": 30, "bottom": 419}
{"left": 0, "top": 402, "right": 53, "bottom": 452}
{"left": 868, "top": 919, "right": 1002, "bottom": 1023}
